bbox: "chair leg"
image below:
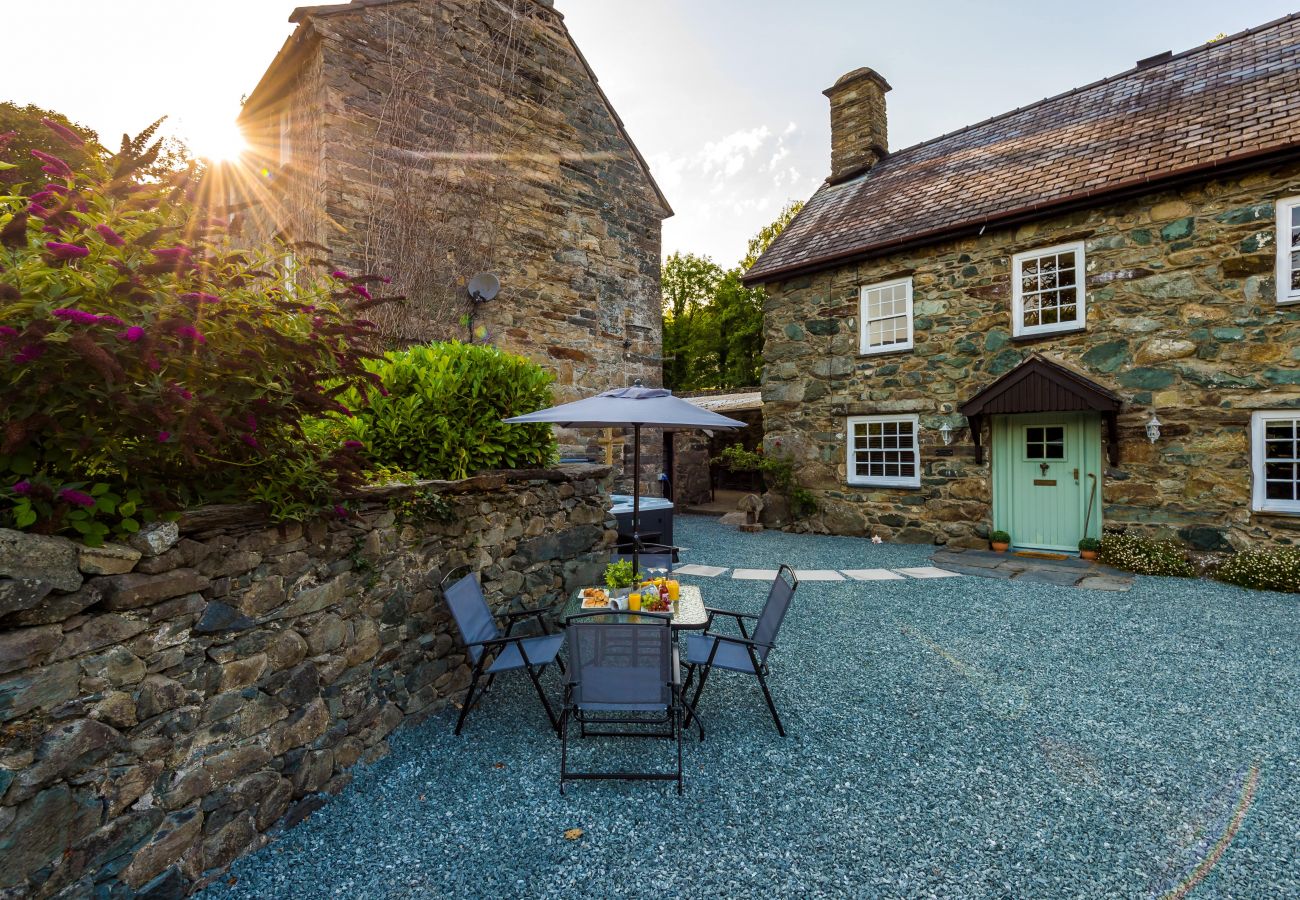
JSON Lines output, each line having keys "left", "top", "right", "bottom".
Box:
{"left": 454, "top": 667, "right": 483, "bottom": 736}
{"left": 689, "top": 664, "right": 712, "bottom": 725}
{"left": 525, "top": 664, "right": 560, "bottom": 734}
{"left": 559, "top": 708, "right": 569, "bottom": 795}
{"left": 754, "top": 669, "right": 785, "bottom": 737}
{"left": 675, "top": 706, "right": 684, "bottom": 795}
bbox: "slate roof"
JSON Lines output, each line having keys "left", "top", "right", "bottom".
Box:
{"left": 745, "top": 13, "right": 1300, "bottom": 285}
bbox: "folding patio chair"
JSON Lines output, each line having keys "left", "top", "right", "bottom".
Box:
{"left": 441, "top": 567, "right": 565, "bottom": 736}
{"left": 610, "top": 541, "right": 677, "bottom": 573}
{"left": 559, "top": 612, "right": 701, "bottom": 795}
{"left": 683, "top": 564, "right": 799, "bottom": 736}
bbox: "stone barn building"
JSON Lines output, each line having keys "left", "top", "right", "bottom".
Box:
{"left": 236, "top": 0, "right": 671, "bottom": 488}
{"left": 745, "top": 15, "right": 1300, "bottom": 553}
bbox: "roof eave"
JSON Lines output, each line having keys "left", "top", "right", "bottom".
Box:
{"left": 742, "top": 141, "right": 1300, "bottom": 288}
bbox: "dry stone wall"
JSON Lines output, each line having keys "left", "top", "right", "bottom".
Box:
{"left": 761, "top": 161, "right": 1300, "bottom": 550}
{"left": 0, "top": 465, "right": 613, "bottom": 897}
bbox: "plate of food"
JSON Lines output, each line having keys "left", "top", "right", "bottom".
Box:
{"left": 580, "top": 587, "right": 609, "bottom": 609}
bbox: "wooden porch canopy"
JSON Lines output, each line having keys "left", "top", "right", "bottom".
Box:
{"left": 958, "top": 355, "right": 1123, "bottom": 465}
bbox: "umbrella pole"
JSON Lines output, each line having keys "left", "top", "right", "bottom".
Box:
{"left": 632, "top": 423, "right": 641, "bottom": 577}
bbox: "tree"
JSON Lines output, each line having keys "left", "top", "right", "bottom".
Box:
{"left": 660, "top": 201, "right": 804, "bottom": 391}
{"left": 0, "top": 104, "right": 99, "bottom": 187}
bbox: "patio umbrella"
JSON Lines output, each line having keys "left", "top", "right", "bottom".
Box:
{"left": 504, "top": 381, "right": 745, "bottom": 573}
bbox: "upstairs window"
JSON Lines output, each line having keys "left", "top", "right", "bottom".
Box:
{"left": 1012, "top": 243, "right": 1085, "bottom": 337}
{"left": 847, "top": 414, "right": 920, "bottom": 488}
{"left": 278, "top": 109, "right": 293, "bottom": 166}
{"left": 859, "top": 277, "right": 913, "bottom": 355}
{"left": 1253, "top": 411, "right": 1300, "bottom": 514}
{"left": 1277, "top": 196, "right": 1300, "bottom": 305}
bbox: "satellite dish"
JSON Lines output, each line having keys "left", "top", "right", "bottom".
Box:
{"left": 467, "top": 273, "right": 500, "bottom": 303}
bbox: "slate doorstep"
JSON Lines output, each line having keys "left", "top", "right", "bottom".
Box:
{"left": 930, "top": 550, "right": 1133, "bottom": 592}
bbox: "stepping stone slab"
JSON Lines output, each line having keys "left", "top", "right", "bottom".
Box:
{"left": 731, "top": 568, "right": 778, "bottom": 580}
{"left": 673, "top": 564, "right": 728, "bottom": 578}
{"left": 895, "top": 567, "right": 962, "bottom": 579}
{"left": 1077, "top": 575, "right": 1133, "bottom": 592}
{"left": 793, "top": 569, "right": 845, "bottom": 581}
{"left": 840, "top": 569, "right": 905, "bottom": 581}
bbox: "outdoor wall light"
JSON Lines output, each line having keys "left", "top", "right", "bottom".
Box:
{"left": 1145, "top": 413, "right": 1162, "bottom": 444}
{"left": 938, "top": 422, "right": 954, "bottom": 446}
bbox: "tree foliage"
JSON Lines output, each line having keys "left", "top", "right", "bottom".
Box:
{"left": 662, "top": 201, "right": 803, "bottom": 391}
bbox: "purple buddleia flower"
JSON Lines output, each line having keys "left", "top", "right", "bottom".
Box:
{"left": 0, "top": 326, "right": 18, "bottom": 340}
{"left": 157, "top": 431, "right": 171, "bottom": 442}
{"left": 58, "top": 488, "right": 96, "bottom": 508}
{"left": 12, "top": 480, "right": 31, "bottom": 495}
{"left": 41, "top": 117, "right": 85, "bottom": 148}
{"left": 151, "top": 247, "right": 192, "bottom": 263}
{"left": 179, "top": 292, "right": 220, "bottom": 304}
{"left": 241, "top": 434, "right": 259, "bottom": 448}
{"left": 118, "top": 326, "right": 145, "bottom": 342}
{"left": 95, "top": 224, "right": 126, "bottom": 247}
{"left": 30, "top": 149, "right": 72, "bottom": 177}
{"left": 343, "top": 440, "right": 364, "bottom": 450}
{"left": 52, "top": 308, "right": 102, "bottom": 325}
{"left": 173, "top": 324, "right": 206, "bottom": 344}
{"left": 45, "top": 242, "right": 89, "bottom": 260}
{"left": 14, "top": 343, "right": 46, "bottom": 364}
{"left": 331, "top": 270, "right": 348, "bottom": 280}
{"left": 349, "top": 284, "right": 373, "bottom": 301}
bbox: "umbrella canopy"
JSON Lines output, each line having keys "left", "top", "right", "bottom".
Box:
{"left": 503, "top": 385, "right": 747, "bottom": 431}
{"left": 504, "top": 384, "right": 746, "bottom": 575}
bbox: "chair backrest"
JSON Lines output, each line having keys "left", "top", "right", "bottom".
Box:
{"left": 443, "top": 572, "right": 499, "bottom": 663}
{"left": 610, "top": 550, "right": 674, "bottom": 575}
{"left": 752, "top": 565, "right": 798, "bottom": 664}
{"left": 566, "top": 614, "right": 672, "bottom": 710}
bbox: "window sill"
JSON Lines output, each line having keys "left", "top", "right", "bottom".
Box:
{"left": 846, "top": 481, "right": 923, "bottom": 491}
{"left": 1278, "top": 296, "right": 1300, "bottom": 306}
{"left": 857, "top": 347, "right": 915, "bottom": 360}
{"left": 1252, "top": 506, "right": 1300, "bottom": 518}
{"left": 1011, "top": 326, "right": 1087, "bottom": 344}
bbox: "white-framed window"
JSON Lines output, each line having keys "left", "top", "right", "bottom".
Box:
{"left": 859, "top": 277, "right": 913, "bottom": 354}
{"left": 1011, "top": 242, "right": 1086, "bottom": 337}
{"left": 847, "top": 414, "right": 921, "bottom": 488}
{"left": 1276, "top": 195, "right": 1300, "bottom": 305}
{"left": 1252, "top": 410, "right": 1300, "bottom": 514}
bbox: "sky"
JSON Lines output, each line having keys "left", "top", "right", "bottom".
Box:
{"left": 5, "top": 0, "right": 1296, "bottom": 267}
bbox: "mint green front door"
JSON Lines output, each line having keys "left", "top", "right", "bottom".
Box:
{"left": 991, "top": 412, "right": 1102, "bottom": 552}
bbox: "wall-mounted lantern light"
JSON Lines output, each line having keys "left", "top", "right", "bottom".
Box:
{"left": 938, "top": 421, "right": 954, "bottom": 446}
{"left": 1145, "top": 413, "right": 1162, "bottom": 444}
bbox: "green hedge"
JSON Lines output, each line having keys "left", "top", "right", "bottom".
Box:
{"left": 335, "top": 342, "right": 557, "bottom": 480}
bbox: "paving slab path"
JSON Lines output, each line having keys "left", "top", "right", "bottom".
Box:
{"left": 931, "top": 547, "right": 1134, "bottom": 591}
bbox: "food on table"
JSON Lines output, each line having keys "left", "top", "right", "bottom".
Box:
{"left": 628, "top": 590, "right": 642, "bottom": 612}
{"left": 580, "top": 587, "right": 609, "bottom": 608}
{"left": 666, "top": 579, "right": 680, "bottom": 602}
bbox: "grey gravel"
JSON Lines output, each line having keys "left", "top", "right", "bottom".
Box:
{"left": 203, "top": 516, "right": 1300, "bottom": 899}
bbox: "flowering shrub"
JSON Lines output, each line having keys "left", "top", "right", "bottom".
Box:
{"left": 325, "top": 342, "right": 557, "bottom": 481}
{"left": 1213, "top": 547, "right": 1300, "bottom": 594}
{"left": 0, "top": 119, "right": 393, "bottom": 540}
{"left": 1097, "top": 532, "right": 1195, "bottom": 577}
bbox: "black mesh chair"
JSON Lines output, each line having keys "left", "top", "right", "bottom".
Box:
{"left": 683, "top": 564, "right": 798, "bottom": 736}
{"left": 560, "top": 612, "right": 701, "bottom": 795}
{"left": 610, "top": 542, "right": 677, "bottom": 574}
{"left": 441, "top": 567, "right": 564, "bottom": 736}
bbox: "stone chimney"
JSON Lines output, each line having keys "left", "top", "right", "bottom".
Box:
{"left": 823, "top": 67, "right": 891, "bottom": 184}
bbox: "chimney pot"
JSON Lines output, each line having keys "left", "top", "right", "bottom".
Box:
{"left": 824, "top": 67, "right": 891, "bottom": 184}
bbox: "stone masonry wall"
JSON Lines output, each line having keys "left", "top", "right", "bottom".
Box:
{"left": 239, "top": 0, "right": 669, "bottom": 494}
{"left": 0, "top": 465, "right": 613, "bottom": 897}
{"left": 762, "top": 160, "right": 1300, "bottom": 551}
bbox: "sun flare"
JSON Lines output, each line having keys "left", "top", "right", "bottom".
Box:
{"left": 183, "top": 118, "right": 248, "bottom": 163}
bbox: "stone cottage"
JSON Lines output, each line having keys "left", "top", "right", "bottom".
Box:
{"left": 235, "top": 0, "right": 672, "bottom": 487}
{"left": 745, "top": 14, "right": 1300, "bottom": 552}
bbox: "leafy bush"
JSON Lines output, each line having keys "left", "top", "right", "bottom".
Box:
{"left": 0, "top": 119, "right": 390, "bottom": 540}
{"left": 604, "top": 559, "right": 636, "bottom": 590}
{"left": 715, "top": 443, "right": 816, "bottom": 518}
{"left": 990, "top": 530, "right": 1011, "bottom": 544}
{"left": 1097, "top": 532, "right": 1195, "bottom": 577}
{"left": 330, "top": 342, "right": 556, "bottom": 481}
{"left": 1214, "top": 547, "right": 1300, "bottom": 593}
{"left": 1078, "top": 537, "right": 1101, "bottom": 551}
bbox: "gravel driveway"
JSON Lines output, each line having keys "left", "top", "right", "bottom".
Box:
{"left": 204, "top": 516, "right": 1300, "bottom": 899}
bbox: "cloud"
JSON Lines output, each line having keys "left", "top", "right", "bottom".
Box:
{"left": 699, "top": 126, "right": 772, "bottom": 178}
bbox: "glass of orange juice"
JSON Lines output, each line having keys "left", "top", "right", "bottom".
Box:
{"left": 667, "top": 579, "right": 680, "bottom": 602}
{"left": 628, "top": 590, "right": 641, "bottom": 612}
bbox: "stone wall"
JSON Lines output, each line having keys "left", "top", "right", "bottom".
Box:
{"left": 761, "top": 160, "right": 1300, "bottom": 550}
{"left": 0, "top": 465, "right": 613, "bottom": 897}
{"left": 238, "top": 0, "right": 669, "bottom": 494}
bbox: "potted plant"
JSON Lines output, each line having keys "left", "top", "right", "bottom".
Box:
{"left": 604, "top": 559, "right": 638, "bottom": 597}
{"left": 1078, "top": 537, "right": 1101, "bottom": 561}
{"left": 990, "top": 530, "right": 1011, "bottom": 552}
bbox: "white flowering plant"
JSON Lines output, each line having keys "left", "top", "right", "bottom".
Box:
{"left": 1214, "top": 547, "right": 1300, "bottom": 594}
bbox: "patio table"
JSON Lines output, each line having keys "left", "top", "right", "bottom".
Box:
{"left": 560, "top": 584, "right": 707, "bottom": 631}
